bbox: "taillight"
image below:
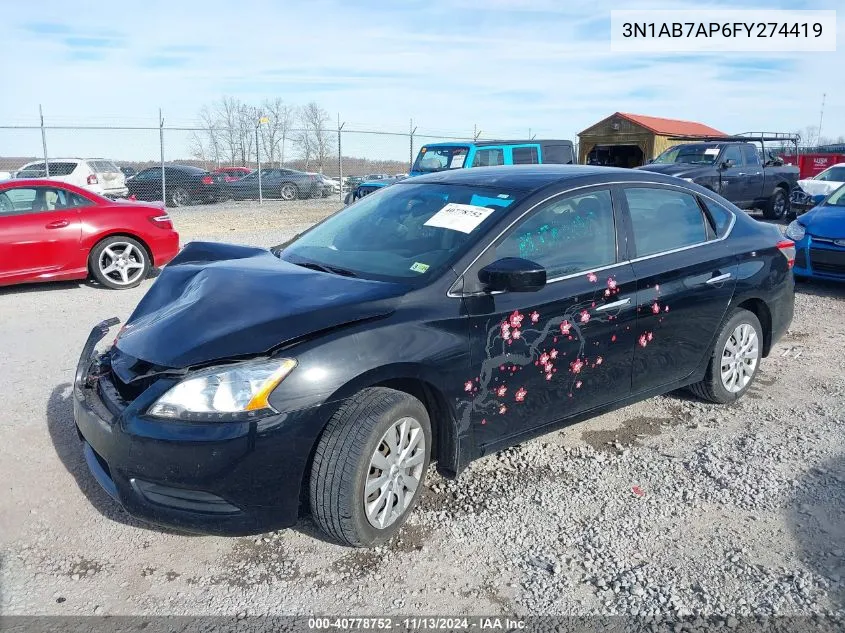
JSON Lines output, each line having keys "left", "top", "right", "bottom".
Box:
{"left": 777, "top": 239, "right": 796, "bottom": 269}
{"left": 201, "top": 176, "right": 214, "bottom": 185}
{"left": 87, "top": 174, "right": 98, "bottom": 185}
{"left": 149, "top": 214, "right": 173, "bottom": 229}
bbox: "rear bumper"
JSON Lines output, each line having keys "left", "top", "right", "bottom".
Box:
{"left": 72, "top": 320, "right": 327, "bottom": 536}
{"left": 149, "top": 231, "right": 180, "bottom": 268}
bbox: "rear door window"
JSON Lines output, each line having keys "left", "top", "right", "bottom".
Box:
{"left": 471, "top": 148, "right": 504, "bottom": 167}
{"left": 511, "top": 146, "right": 540, "bottom": 165}
{"left": 46, "top": 162, "right": 79, "bottom": 176}
{"left": 541, "top": 144, "right": 574, "bottom": 164}
{"left": 624, "top": 187, "right": 709, "bottom": 257}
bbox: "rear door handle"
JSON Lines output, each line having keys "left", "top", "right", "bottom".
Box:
{"left": 45, "top": 219, "right": 69, "bottom": 229}
{"left": 706, "top": 272, "right": 732, "bottom": 285}
{"left": 595, "top": 298, "right": 631, "bottom": 311}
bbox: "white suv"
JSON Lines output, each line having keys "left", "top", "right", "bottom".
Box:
{"left": 15, "top": 158, "right": 129, "bottom": 198}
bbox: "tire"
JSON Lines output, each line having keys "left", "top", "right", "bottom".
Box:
{"left": 763, "top": 187, "right": 789, "bottom": 220}
{"left": 167, "top": 187, "right": 191, "bottom": 208}
{"left": 309, "top": 387, "right": 431, "bottom": 547}
{"left": 89, "top": 236, "right": 150, "bottom": 290}
{"left": 344, "top": 192, "right": 354, "bottom": 206}
{"left": 688, "top": 308, "right": 763, "bottom": 404}
{"left": 280, "top": 183, "right": 299, "bottom": 201}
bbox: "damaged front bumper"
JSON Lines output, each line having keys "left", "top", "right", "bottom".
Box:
{"left": 72, "top": 319, "right": 321, "bottom": 536}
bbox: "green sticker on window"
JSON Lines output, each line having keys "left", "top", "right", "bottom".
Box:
{"left": 410, "top": 262, "right": 430, "bottom": 273}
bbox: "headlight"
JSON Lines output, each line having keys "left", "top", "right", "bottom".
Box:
{"left": 785, "top": 220, "right": 806, "bottom": 241}
{"left": 148, "top": 358, "right": 297, "bottom": 420}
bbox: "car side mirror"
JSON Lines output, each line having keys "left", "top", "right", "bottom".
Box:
{"left": 721, "top": 159, "right": 735, "bottom": 169}
{"left": 478, "top": 257, "right": 546, "bottom": 293}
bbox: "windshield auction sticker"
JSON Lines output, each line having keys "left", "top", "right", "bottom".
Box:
{"left": 424, "top": 203, "right": 494, "bottom": 234}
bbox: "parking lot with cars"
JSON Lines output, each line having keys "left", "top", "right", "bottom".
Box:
{"left": 1, "top": 195, "right": 843, "bottom": 618}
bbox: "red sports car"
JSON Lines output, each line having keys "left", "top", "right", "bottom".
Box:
{"left": 212, "top": 166, "right": 253, "bottom": 182}
{"left": 0, "top": 179, "right": 179, "bottom": 290}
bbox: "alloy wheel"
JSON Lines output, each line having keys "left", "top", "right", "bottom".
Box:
{"left": 363, "top": 417, "right": 426, "bottom": 529}
{"left": 98, "top": 242, "right": 146, "bottom": 287}
{"left": 720, "top": 323, "right": 759, "bottom": 392}
{"left": 280, "top": 184, "right": 297, "bottom": 200}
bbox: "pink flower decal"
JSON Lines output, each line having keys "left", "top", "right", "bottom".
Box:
{"left": 665, "top": 306, "right": 670, "bottom": 313}
{"left": 647, "top": 332, "right": 653, "bottom": 342}
{"left": 579, "top": 310, "right": 591, "bottom": 324}
{"left": 496, "top": 385, "right": 507, "bottom": 398}
{"left": 638, "top": 334, "right": 649, "bottom": 348}
{"left": 570, "top": 359, "right": 584, "bottom": 374}
{"left": 575, "top": 381, "right": 583, "bottom": 389}
{"left": 549, "top": 349, "right": 559, "bottom": 360}
{"left": 539, "top": 353, "right": 550, "bottom": 365}
{"left": 530, "top": 311, "right": 540, "bottom": 324}
{"left": 605, "top": 289, "right": 611, "bottom": 297}
{"left": 545, "top": 372, "right": 553, "bottom": 381}
{"left": 654, "top": 284, "right": 660, "bottom": 293}
{"left": 607, "top": 277, "right": 618, "bottom": 290}
{"left": 481, "top": 418, "right": 487, "bottom": 425}
{"left": 560, "top": 320, "right": 571, "bottom": 335}
{"left": 499, "top": 405, "right": 508, "bottom": 415}
{"left": 508, "top": 310, "right": 524, "bottom": 329}
{"left": 514, "top": 387, "right": 527, "bottom": 402}
{"left": 587, "top": 272, "right": 598, "bottom": 283}
{"left": 652, "top": 302, "right": 660, "bottom": 314}
{"left": 512, "top": 329, "right": 522, "bottom": 340}
{"left": 611, "top": 334, "right": 617, "bottom": 342}
{"left": 464, "top": 380, "right": 473, "bottom": 392}
{"left": 595, "top": 356, "right": 603, "bottom": 365}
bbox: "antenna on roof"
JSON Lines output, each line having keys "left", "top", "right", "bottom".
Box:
{"left": 817, "top": 93, "right": 826, "bottom": 146}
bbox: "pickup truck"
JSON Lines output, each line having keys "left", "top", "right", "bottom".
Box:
{"left": 636, "top": 140, "right": 799, "bottom": 220}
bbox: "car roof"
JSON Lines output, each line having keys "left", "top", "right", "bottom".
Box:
{"left": 420, "top": 140, "right": 572, "bottom": 148}
{"left": 402, "top": 164, "right": 696, "bottom": 192}
{"left": 0, "top": 178, "right": 105, "bottom": 196}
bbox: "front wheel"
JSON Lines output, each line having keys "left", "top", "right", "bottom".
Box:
{"left": 309, "top": 387, "right": 431, "bottom": 547}
{"left": 763, "top": 188, "right": 789, "bottom": 220}
{"left": 688, "top": 308, "right": 763, "bottom": 404}
{"left": 168, "top": 187, "right": 191, "bottom": 208}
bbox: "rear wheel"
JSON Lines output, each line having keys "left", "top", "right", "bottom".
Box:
{"left": 280, "top": 183, "right": 299, "bottom": 201}
{"left": 688, "top": 308, "right": 763, "bottom": 404}
{"left": 168, "top": 187, "right": 191, "bottom": 208}
{"left": 309, "top": 387, "right": 431, "bottom": 547}
{"left": 89, "top": 236, "right": 150, "bottom": 289}
{"left": 763, "top": 187, "right": 789, "bottom": 220}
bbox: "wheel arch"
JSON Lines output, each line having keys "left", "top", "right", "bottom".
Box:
{"left": 733, "top": 297, "right": 773, "bottom": 357}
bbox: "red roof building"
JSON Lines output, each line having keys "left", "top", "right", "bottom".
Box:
{"left": 578, "top": 112, "right": 727, "bottom": 167}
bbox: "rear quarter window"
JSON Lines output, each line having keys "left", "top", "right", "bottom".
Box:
{"left": 700, "top": 197, "right": 734, "bottom": 238}
{"left": 512, "top": 146, "right": 539, "bottom": 165}
{"left": 47, "top": 162, "right": 79, "bottom": 176}
{"left": 624, "top": 187, "right": 709, "bottom": 257}
{"left": 542, "top": 144, "right": 574, "bottom": 164}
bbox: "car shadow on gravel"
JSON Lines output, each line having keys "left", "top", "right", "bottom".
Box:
{"left": 46, "top": 382, "right": 192, "bottom": 535}
{"left": 794, "top": 278, "right": 845, "bottom": 299}
{"left": 788, "top": 453, "right": 845, "bottom": 610}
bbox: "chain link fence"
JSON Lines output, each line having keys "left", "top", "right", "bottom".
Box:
{"left": 0, "top": 109, "right": 524, "bottom": 205}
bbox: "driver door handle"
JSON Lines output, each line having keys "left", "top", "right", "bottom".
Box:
{"left": 706, "top": 272, "right": 732, "bottom": 285}
{"left": 595, "top": 298, "right": 631, "bottom": 311}
{"left": 45, "top": 219, "right": 69, "bottom": 229}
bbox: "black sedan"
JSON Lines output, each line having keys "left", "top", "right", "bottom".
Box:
{"left": 74, "top": 165, "right": 794, "bottom": 545}
{"left": 127, "top": 165, "right": 226, "bottom": 207}
{"left": 225, "top": 168, "right": 322, "bottom": 201}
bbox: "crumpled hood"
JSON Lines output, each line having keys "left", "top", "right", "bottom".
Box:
{"left": 801, "top": 205, "right": 845, "bottom": 239}
{"left": 115, "top": 242, "right": 407, "bottom": 368}
{"left": 635, "top": 164, "right": 712, "bottom": 179}
{"left": 797, "top": 178, "right": 843, "bottom": 197}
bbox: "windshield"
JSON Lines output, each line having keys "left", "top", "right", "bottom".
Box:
{"left": 652, "top": 144, "right": 721, "bottom": 166}
{"left": 815, "top": 166, "right": 845, "bottom": 182}
{"left": 412, "top": 146, "right": 469, "bottom": 173}
{"left": 825, "top": 184, "right": 845, "bottom": 206}
{"left": 280, "top": 182, "right": 521, "bottom": 283}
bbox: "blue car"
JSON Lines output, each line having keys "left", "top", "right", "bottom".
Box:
{"left": 786, "top": 183, "right": 845, "bottom": 281}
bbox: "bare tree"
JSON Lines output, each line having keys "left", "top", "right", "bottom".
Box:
{"left": 297, "top": 102, "right": 334, "bottom": 172}
{"left": 259, "top": 98, "right": 295, "bottom": 166}
{"left": 237, "top": 103, "right": 260, "bottom": 166}
{"left": 188, "top": 105, "right": 222, "bottom": 166}
{"left": 215, "top": 96, "right": 242, "bottom": 165}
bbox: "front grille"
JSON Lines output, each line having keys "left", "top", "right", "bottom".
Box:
{"left": 810, "top": 247, "right": 845, "bottom": 275}
{"left": 110, "top": 371, "right": 157, "bottom": 402}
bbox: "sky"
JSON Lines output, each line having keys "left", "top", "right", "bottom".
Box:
{"left": 0, "top": 0, "right": 842, "bottom": 163}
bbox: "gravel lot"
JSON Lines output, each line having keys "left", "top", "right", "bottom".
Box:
{"left": 1, "top": 199, "right": 844, "bottom": 619}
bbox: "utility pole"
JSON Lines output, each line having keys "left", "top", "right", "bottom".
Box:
{"left": 337, "top": 114, "right": 345, "bottom": 204}
{"left": 159, "top": 109, "right": 165, "bottom": 206}
{"left": 409, "top": 118, "right": 417, "bottom": 171}
{"left": 257, "top": 115, "right": 268, "bottom": 205}
{"left": 39, "top": 105, "right": 49, "bottom": 177}
{"left": 817, "top": 93, "right": 827, "bottom": 146}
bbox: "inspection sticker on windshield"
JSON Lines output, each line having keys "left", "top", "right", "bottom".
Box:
{"left": 424, "top": 203, "right": 494, "bottom": 234}
{"left": 704, "top": 148, "right": 720, "bottom": 155}
{"left": 410, "top": 262, "right": 430, "bottom": 273}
